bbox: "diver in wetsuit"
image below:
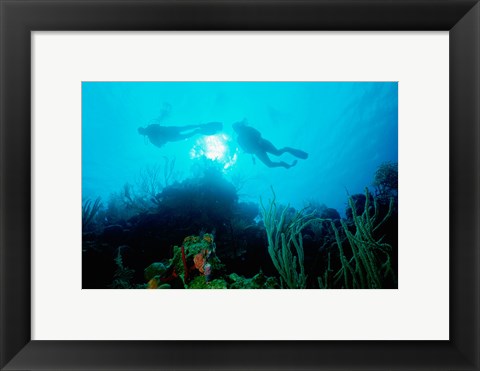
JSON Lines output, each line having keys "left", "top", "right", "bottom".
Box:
{"left": 138, "top": 122, "right": 223, "bottom": 148}
{"left": 232, "top": 120, "right": 308, "bottom": 169}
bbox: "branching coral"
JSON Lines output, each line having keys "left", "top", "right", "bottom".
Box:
{"left": 317, "top": 252, "right": 333, "bottom": 289}
{"left": 326, "top": 188, "right": 396, "bottom": 289}
{"left": 137, "top": 157, "right": 177, "bottom": 200}
{"left": 110, "top": 247, "right": 135, "bottom": 289}
{"left": 260, "top": 188, "right": 317, "bottom": 289}
{"left": 373, "top": 161, "right": 398, "bottom": 203}
{"left": 82, "top": 197, "right": 101, "bottom": 231}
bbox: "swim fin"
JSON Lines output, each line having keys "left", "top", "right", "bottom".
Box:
{"left": 199, "top": 122, "right": 223, "bottom": 135}
{"left": 285, "top": 147, "right": 309, "bottom": 159}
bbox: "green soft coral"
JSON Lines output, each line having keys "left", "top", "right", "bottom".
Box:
{"left": 228, "top": 271, "right": 280, "bottom": 289}
{"left": 188, "top": 276, "right": 227, "bottom": 289}
{"left": 327, "top": 188, "right": 396, "bottom": 289}
{"left": 260, "top": 188, "right": 317, "bottom": 289}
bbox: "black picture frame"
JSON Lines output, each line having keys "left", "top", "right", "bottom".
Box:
{"left": 1, "top": 1, "right": 479, "bottom": 370}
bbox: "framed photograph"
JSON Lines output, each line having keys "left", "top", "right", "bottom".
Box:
{"left": 1, "top": 0, "right": 479, "bottom": 370}
{"left": 81, "top": 80, "right": 399, "bottom": 292}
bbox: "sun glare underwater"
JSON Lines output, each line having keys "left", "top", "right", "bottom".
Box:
{"left": 82, "top": 82, "right": 398, "bottom": 289}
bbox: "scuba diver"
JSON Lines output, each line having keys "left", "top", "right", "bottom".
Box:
{"left": 138, "top": 122, "right": 223, "bottom": 148}
{"left": 232, "top": 119, "right": 308, "bottom": 169}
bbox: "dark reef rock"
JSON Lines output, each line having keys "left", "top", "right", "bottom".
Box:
{"left": 82, "top": 244, "right": 116, "bottom": 288}
{"left": 101, "top": 224, "right": 124, "bottom": 243}
{"left": 320, "top": 207, "right": 340, "bottom": 220}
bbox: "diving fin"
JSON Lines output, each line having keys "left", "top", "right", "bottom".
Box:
{"left": 285, "top": 147, "right": 309, "bottom": 159}
{"left": 199, "top": 122, "right": 223, "bottom": 135}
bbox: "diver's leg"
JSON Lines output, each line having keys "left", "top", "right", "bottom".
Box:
{"left": 170, "top": 123, "right": 222, "bottom": 140}
{"left": 171, "top": 122, "right": 219, "bottom": 131}
{"left": 255, "top": 152, "right": 297, "bottom": 169}
{"left": 281, "top": 147, "right": 309, "bottom": 159}
{"left": 178, "top": 122, "right": 222, "bottom": 138}
{"left": 258, "top": 137, "right": 308, "bottom": 159}
{"left": 260, "top": 139, "right": 284, "bottom": 156}
{"left": 261, "top": 139, "right": 308, "bottom": 159}
{"left": 162, "top": 125, "right": 204, "bottom": 142}
{"left": 169, "top": 125, "right": 202, "bottom": 130}
{"left": 170, "top": 130, "right": 203, "bottom": 142}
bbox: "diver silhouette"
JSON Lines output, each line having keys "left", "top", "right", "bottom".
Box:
{"left": 138, "top": 122, "right": 223, "bottom": 148}
{"left": 232, "top": 120, "right": 308, "bottom": 169}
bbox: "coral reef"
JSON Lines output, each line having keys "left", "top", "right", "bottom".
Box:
{"left": 260, "top": 189, "right": 317, "bottom": 289}
{"left": 168, "top": 233, "right": 224, "bottom": 288}
{"left": 319, "top": 188, "right": 396, "bottom": 289}
{"left": 82, "top": 197, "right": 102, "bottom": 232}
{"left": 144, "top": 262, "right": 167, "bottom": 281}
{"left": 373, "top": 161, "right": 398, "bottom": 204}
{"left": 227, "top": 271, "right": 280, "bottom": 289}
{"left": 109, "top": 246, "right": 135, "bottom": 289}
{"left": 188, "top": 276, "right": 227, "bottom": 289}
{"left": 82, "top": 162, "right": 398, "bottom": 290}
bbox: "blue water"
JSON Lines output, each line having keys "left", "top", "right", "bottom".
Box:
{"left": 82, "top": 82, "right": 397, "bottom": 216}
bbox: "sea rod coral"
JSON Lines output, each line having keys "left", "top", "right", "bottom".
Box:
{"left": 260, "top": 188, "right": 317, "bottom": 289}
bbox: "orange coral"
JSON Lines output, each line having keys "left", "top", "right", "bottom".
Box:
{"left": 194, "top": 253, "right": 205, "bottom": 273}
{"left": 147, "top": 277, "right": 159, "bottom": 289}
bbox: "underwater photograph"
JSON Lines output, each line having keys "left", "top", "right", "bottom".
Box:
{"left": 82, "top": 82, "right": 398, "bottom": 289}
